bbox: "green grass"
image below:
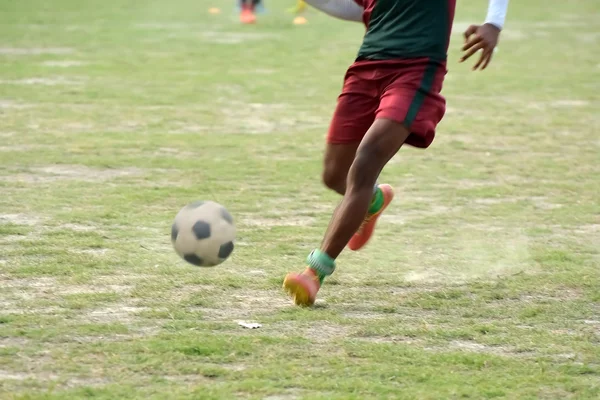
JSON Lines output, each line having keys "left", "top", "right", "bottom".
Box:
{"left": 1, "top": 0, "right": 599, "bottom": 398}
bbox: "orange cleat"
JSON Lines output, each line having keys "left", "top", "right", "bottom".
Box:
{"left": 283, "top": 268, "right": 320, "bottom": 306}
{"left": 240, "top": 6, "right": 256, "bottom": 24}
{"left": 348, "top": 183, "right": 394, "bottom": 251}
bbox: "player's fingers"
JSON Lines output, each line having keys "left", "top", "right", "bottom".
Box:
{"left": 481, "top": 50, "right": 494, "bottom": 70}
{"left": 461, "top": 35, "right": 482, "bottom": 51}
{"left": 472, "top": 50, "right": 487, "bottom": 70}
{"left": 463, "top": 24, "right": 479, "bottom": 41}
{"left": 460, "top": 42, "right": 484, "bottom": 62}
{"left": 478, "top": 49, "right": 494, "bottom": 71}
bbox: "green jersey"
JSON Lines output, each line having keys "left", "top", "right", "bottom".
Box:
{"left": 354, "top": 0, "right": 457, "bottom": 63}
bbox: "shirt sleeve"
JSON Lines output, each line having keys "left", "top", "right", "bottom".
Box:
{"left": 485, "top": 0, "right": 509, "bottom": 29}
{"left": 304, "top": 0, "right": 364, "bottom": 22}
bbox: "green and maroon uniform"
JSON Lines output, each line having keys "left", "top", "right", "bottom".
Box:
{"left": 328, "top": 0, "right": 456, "bottom": 148}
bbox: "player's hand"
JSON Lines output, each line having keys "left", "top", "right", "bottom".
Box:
{"left": 460, "top": 23, "right": 501, "bottom": 71}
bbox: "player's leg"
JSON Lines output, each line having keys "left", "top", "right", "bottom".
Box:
{"left": 283, "top": 60, "right": 447, "bottom": 306}
{"left": 347, "top": 61, "right": 446, "bottom": 251}
{"left": 321, "top": 76, "right": 378, "bottom": 195}
{"left": 283, "top": 119, "right": 408, "bottom": 306}
{"left": 282, "top": 66, "right": 379, "bottom": 306}
{"left": 320, "top": 119, "right": 409, "bottom": 258}
{"left": 322, "top": 143, "right": 359, "bottom": 195}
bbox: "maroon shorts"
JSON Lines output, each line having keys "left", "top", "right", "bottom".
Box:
{"left": 327, "top": 58, "right": 447, "bottom": 148}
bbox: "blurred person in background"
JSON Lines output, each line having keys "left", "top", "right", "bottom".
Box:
{"left": 239, "top": 0, "right": 265, "bottom": 24}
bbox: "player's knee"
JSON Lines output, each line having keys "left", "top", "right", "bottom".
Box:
{"left": 322, "top": 167, "right": 345, "bottom": 194}
{"left": 348, "top": 148, "right": 382, "bottom": 190}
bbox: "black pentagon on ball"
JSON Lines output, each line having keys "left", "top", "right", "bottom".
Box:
{"left": 192, "top": 220, "right": 211, "bottom": 240}
{"left": 220, "top": 207, "right": 233, "bottom": 224}
{"left": 186, "top": 201, "right": 205, "bottom": 209}
{"left": 171, "top": 223, "right": 179, "bottom": 242}
{"left": 183, "top": 254, "right": 204, "bottom": 266}
{"left": 218, "top": 241, "right": 234, "bottom": 259}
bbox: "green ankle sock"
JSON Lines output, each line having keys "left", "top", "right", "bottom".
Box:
{"left": 306, "top": 249, "right": 336, "bottom": 284}
{"left": 368, "top": 187, "right": 384, "bottom": 215}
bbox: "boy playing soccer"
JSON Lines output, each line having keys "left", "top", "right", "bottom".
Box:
{"left": 283, "top": 0, "right": 510, "bottom": 306}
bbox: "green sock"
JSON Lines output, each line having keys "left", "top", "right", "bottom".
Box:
{"left": 306, "top": 249, "right": 336, "bottom": 285}
{"left": 368, "top": 187, "right": 384, "bottom": 215}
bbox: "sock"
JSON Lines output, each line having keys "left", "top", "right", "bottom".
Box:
{"left": 368, "top": 186, "right": 384, "bottom": 215}
{"left": 306, "top": 249, "right": 336, "bottom": 284}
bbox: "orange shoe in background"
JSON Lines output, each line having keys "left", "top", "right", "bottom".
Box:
{"left": 240, "top": 5, "right": 256, "bottom": 24}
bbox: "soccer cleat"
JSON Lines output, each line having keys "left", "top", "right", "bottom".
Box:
{"left": 240, "top": 6, "right": 256, "bottom": 24}
{"left": 282, "top": 268, "right": 320, "bottom": 306}
{"left": 348, "top": 184, "right": 394, "bottom": 251}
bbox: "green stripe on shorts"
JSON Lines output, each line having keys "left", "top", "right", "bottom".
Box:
{"left": 404, "top": 62, "right": 438, "bottom": 128}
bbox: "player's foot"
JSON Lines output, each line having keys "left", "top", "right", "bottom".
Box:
{"left": 348, "top": 183, "right": 394, "bottom": 251}
{"left": 240, "top": 6, "right": 256, "bottom": 24}
{"left": 282, "top": 268, "right": 320, "bottom": 306}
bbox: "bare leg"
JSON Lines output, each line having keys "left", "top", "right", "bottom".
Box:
{"left": 322, "top": 142, "right": 359, "bottom": 195}
{"left": 282, "top": 119, "right": 409, "bottom": 306}
{"left": 321, "top": 119, "right": 410, "bottom": 259}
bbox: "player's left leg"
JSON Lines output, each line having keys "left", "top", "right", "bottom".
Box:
{"left": 348, "top": 61, "right": 446, "bottom": 250}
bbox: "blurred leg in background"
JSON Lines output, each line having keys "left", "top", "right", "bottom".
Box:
{"left": 239, "top": 0, "right": 264, "bottom": 24}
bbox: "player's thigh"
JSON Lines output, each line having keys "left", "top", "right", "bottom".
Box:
{"left": 376, "top": 63, "right": 446, "bottom": 149}
{"left": 345, "top": 118, "right": 410, "bottom": 189}
{"left": 327, "top": 64, "right": 379, "bottom": 146}
{"left": 323, "top": 142, "right": 359, "bottom": 186}
{"left": 325, "top": 92, "right": 377, "bottom": 182}
{"left": 355, "top": 119, "right": 411, "bottom": 170}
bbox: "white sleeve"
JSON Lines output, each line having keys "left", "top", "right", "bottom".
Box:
{"left": 485, "top": 0, "right": 510, "bottom": 29}
{"left": 304, "top": 0, "right": 364, "bottom": 22}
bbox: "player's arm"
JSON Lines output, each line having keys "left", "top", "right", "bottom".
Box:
{"left": 303, "top": 0, "right": 363, "bottom": 22}
{"left": 461, "top": 0, "right": 510, "bottom": 70}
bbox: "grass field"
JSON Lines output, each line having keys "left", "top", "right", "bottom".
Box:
{"left": 1, "top": 0, "right": 599, "bottom": 398}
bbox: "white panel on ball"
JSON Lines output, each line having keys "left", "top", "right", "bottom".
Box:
{"left": 171, "top": 201, "right": 235, "bottom": 267}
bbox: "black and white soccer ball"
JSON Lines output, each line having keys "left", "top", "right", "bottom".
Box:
{"left": 171, "top": 201, "right": 235, "bottom": 267}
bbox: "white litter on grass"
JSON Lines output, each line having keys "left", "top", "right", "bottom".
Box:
{"left": 237, "top": 321, "right": 262, "bottom": 329}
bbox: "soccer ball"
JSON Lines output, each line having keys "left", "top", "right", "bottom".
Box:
{"left": 171, "top": 201, "right": 236, "bottom": 267}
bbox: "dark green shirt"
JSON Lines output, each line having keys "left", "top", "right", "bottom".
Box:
{"left": 355, "top": 0, "right": 457, "bottom": 63}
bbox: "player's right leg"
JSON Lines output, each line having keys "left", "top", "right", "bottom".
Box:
{"left": 322, "top": 143, "right": 359, "bottom": 195}
{"left": 321, "top": 72, "right": 378, "bottom": 195}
